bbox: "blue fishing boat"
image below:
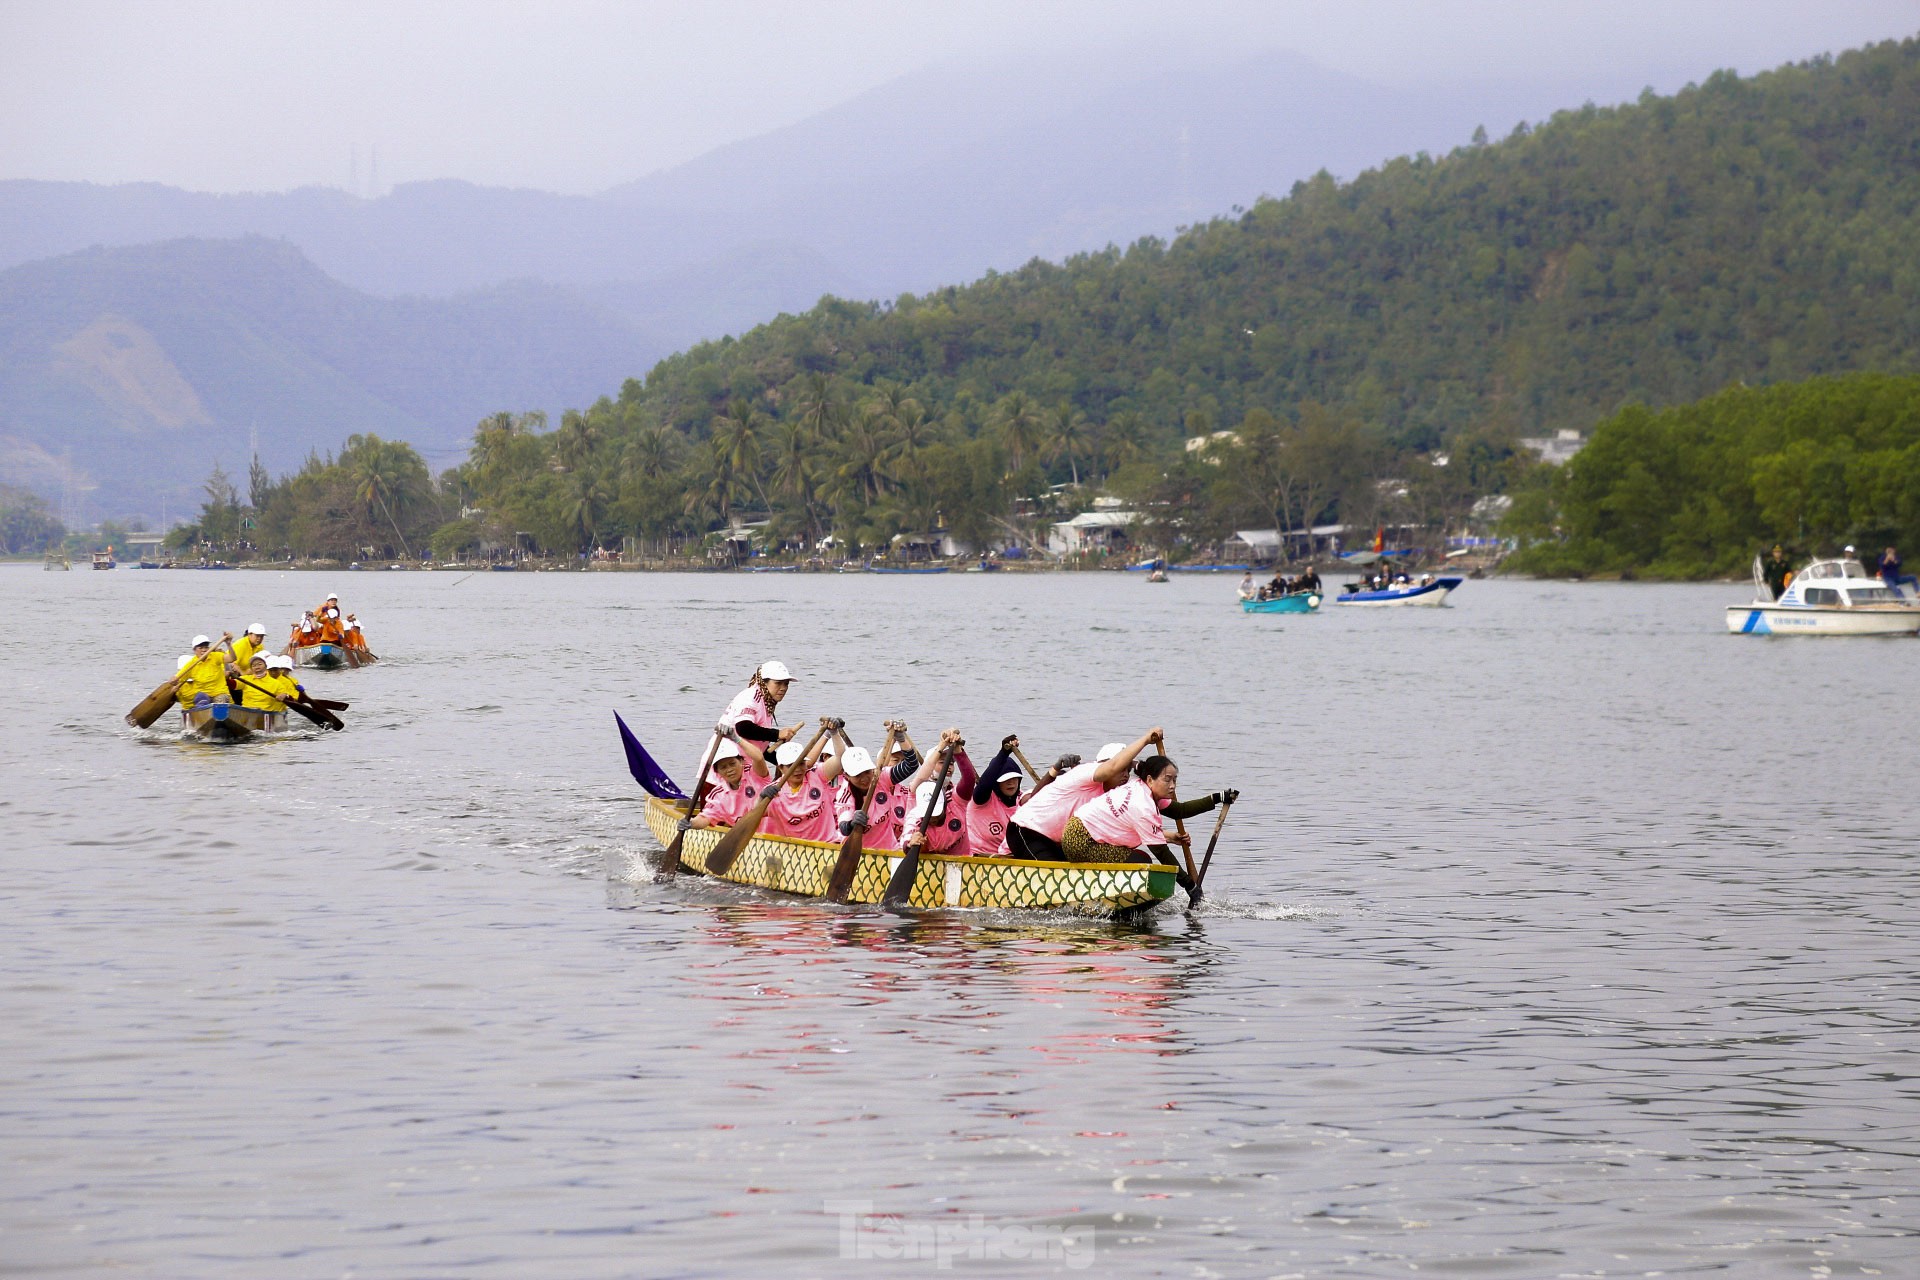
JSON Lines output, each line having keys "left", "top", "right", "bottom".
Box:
{"left": 866, "top": 565, "right": 950, "bottom": 574}
{"left": 1334, "top": 577, "right": 1462, "bottom": 607}
{"left": 1241, "top": 591, "right": 1321, "bottom": 614}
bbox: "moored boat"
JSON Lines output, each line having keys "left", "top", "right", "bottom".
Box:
{"left": 1334, "top": 576, "right": 1462, "bottom": 607}
{"left": 1242, "top": 591, "right": 1321, "bottom": 613}
{"left": 642, "top": 795, "right": 1175, "bottom": 915}
{"left": 1727, "top": 555, "right": 1920, "bottom": 635}
{"left": 180, "top": 703, "right": 289, "bottom": 742}
{"left": 865, "top": 564, "right": 950, "bottom": 574}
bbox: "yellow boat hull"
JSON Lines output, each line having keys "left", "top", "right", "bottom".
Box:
{"left": 644, "top": 796, "right": 1175, "bottom": 915}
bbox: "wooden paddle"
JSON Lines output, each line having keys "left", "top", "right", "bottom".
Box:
{"left": 826, "top": 722, "right": 898, "bottom": 904}
{"left": 231, "top": 673, "right": 344, "bottom": 730}
{"left": 1152, "top": 732, "right": 1199, "bottom": 882}
{"left": 1188, "top": 791, "right": 1236, "bottom": 909}
{"left": 657, "top": 728, "right": 727, "bottom": 878}
{"left": 882, "top": 737, "right": 959, "bottom": 910}
{"left": 1010, "top": 742, "right": 1041, "bottom": 783}
{"left": 705, "top": 723, "right": 831, "bottom": 877}
{"left": 125, "top": 677, "right": 182, "bottom": 728}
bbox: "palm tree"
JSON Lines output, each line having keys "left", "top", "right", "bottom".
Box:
{"left": 621, "top": 425, "right": 680, "bottom": 483}
{"left": 1044, "top": 403, "right": 1091, "bottom": 488}
{"left": 994, "top": 391, "right": 1044, "bottom": 474}
{"left": 769, "top": 421, "right": 820, "bottom": 545}
{"left": 1099, "top": 411, "right": 1153, "bottom": 476}
{"left": 345, "top": 435, "right": 423, "bottom": 557}
{"left": 834, "top": 405, "right": 894, "bottom": 505}
{"left": 552, "top": 410, "right": 601, "bottom": 473}
{"left": 710, "top": 399, "right": 768, "bottom": 509}
{"left": 795, "top": 372, "right": 842, "bottom": 443}
{"left": 563, "top": 471, "right": 608, "bottom": 552}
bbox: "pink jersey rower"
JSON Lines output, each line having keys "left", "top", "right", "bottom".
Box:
{"left": 766, "top": 765, "right": 839, "bottom": 842}
{"left": 1004, "top": 729, "right": 1161, "bottom": 860}
{"left": 1071, "top": 776, "right": 1169, "bottom": 851}
{"left": 901, "top": 747, "right": 976, "bottom": 855}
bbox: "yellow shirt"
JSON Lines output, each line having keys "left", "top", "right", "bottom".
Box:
{"left": 176, "top": 650, "right": 232, "bottom": 702}
{"left": 230, "top": 634, "right": 265, "bottom": 672}
{"left": 236, "top": 669, "right": 286, "bottom": 710}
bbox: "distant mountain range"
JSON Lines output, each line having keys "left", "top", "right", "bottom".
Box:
{"left": 0, "top": 46, "right": 1751, "bottom": 522}
{"left": 0, "top": 238, "right": 653, "bottom": 519}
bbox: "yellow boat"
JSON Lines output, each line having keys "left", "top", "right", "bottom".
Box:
{"left": 643, "top": 795, "right": 1176, "bottom": 915}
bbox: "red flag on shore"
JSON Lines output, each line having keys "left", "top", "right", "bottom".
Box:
{"left": 1372, "top": 527, "right": 1384, "bottom": 553}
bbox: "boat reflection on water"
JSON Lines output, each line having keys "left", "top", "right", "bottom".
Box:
{"left": 610, "top": 897, "right": 1218, "bottom": 1073}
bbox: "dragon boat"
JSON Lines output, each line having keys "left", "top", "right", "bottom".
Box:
{"left": 289, "top": 641, "right": 375, "bottom": 669}
{"left": 180, "top": 703, "right": 290, "bottom": 742}
{"left": 642, "top": 795, "right": 1176, "bottom": 915}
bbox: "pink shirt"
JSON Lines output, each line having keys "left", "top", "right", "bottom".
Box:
{"left": 838, "top": 772, "right": 905, "bottom": 851}
{"left": 903, "top": 784, "right": 971, "bottom": 856}
{"left": 765, "top": 766, "right": 838, "bottom": 843}
{"left": 1011, "top": 762, "right": 1107, "bottom": 842}
{"left": 1072, "top": 777, "right": 1169, "bottom": 851}
{"left": 698, "top": 776, "right": 756, "bottom": 825}
{"left": 966, "top": 789, "right": 1018, "bottom": 857}
{"left": 720, "top": 686, "right": 774, "bottom": 736}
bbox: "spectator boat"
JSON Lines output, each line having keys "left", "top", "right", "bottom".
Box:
{"left": 1241, "top": 591, "right": 1321, "bottom": 614}
{"left": 1334, "top": 576, "right": 1462, "bottom": 607}
{"left": 1727, "top": 556, "right": 1920, "bottom": 635}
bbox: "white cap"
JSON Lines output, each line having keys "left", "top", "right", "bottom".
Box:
{"left": 326, "top": 593, "right": 338, "bottom": 600}
{"left": 775, "top": 740, "right": 804, "bottom": 766}
{"left": 266, "top": 654, "right": 288, "bottom": 669}
{"left": 712, "top": 739, "right": 742, "bottom": 763}
{"left": 246, "top": 623, "right": 266, "bottom": 635}
{"left": 997, "top": 770, "right": 1025, "bottom": 784}
{"left": 176, "top": 654, "right": 192, "bottom": 671}
{"left": 191, "top": 634, "right": 211, "bottom": 647}
{"left": 248, "top": 652, "right": 268, "bottom": 665}
{"left": 840, "top": 746, "right": 876, "bottom": 776}
{"left": 758, "top": 660, "right": 794, "bottom": 681}
{"left": 1095, "top": 742, "right": 1127, "bottom": 763}
{"left": 913, "top": 780, "right": 947, "bottom": 817}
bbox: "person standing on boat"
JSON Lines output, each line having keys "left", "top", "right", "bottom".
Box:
{"left": 899, "top": 729, "right": 977, "bottom": 858}
{"left": 967, "top": 734, "right": 1030, "bottom": 857}
{"left": 1004, "top": 728, "right": 1159, "bottom": 860}
{"left": 688, "top": 739, "right": 770, "bottom": 830}
{"left": 719, "top": 661, "right": 802, "bottom": 754}
{"left": 1760, "top": 544, "right": 1793, "bottom": 600}
{"left": 1062, "top": 754, "right": 1229, "bottom": 864}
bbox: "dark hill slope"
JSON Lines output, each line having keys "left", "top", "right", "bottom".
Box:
{"left": 0, "top": 238, "right": 653, "bottom": 519}
{"left": 621, "top": 39, "right": 1920, "bottom": 452}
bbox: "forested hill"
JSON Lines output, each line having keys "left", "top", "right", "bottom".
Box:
{"left": 615, "top": 38, "right": 1920, "bottom": 454}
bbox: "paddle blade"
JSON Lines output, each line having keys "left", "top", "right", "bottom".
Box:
{"left": 614, "top": 712, "right": 688, "bottom": 801}
{"left": 652, "top": 808, "right": 691, "bottom": 877}
{"left": 881, "top": 845, "right": 921, "bottom": 909}
{"left": 825, "top": 824, "right": 867, "bottom": 903}
{"left": 126, "top": 679, "right": 177, "bottom": 729}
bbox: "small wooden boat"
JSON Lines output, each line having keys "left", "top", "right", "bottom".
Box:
{"left": 1242, "top": 591, "right": 1321, "bottom": 613}
{"left": 180, "top": 703, "right": 289, "bottom": 742}
{"left": 643, "top": 796, "right": 1175, "bottom": 915}
{"left": 1335, "top": 577, "right": 1462, "bottom": 607}
{"left": 91, "top": 551, "right": 116, "bottom": 570}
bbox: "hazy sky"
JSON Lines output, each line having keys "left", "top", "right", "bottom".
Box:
{"left": 2, "top": 0, "right": 1915, "bottom": 195}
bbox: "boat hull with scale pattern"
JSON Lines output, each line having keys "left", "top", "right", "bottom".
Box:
{"left": 643, "top": 796, "right": 1175, "bottom": 915}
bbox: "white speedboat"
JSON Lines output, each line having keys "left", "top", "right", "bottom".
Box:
{"left": 1727, "top": 556, "right": 1920, "bottom": 635}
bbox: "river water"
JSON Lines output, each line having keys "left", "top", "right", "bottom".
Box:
{"left": 3, "top": 565, "right": 1917, "bottom": 1278}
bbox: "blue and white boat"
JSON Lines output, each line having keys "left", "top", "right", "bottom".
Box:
{"left": 1334, "top": 576, "right": 1462, "bottom": 607}
{"left": 1727, "top": 556, "right": 1920, "bottom": 635}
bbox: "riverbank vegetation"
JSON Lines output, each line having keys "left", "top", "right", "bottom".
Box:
{"left": 89, "top": 38, "right": 1920, "bottom": 570}
{"left": 1503, "top": 372, "right": 1920, "bottom": 577}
